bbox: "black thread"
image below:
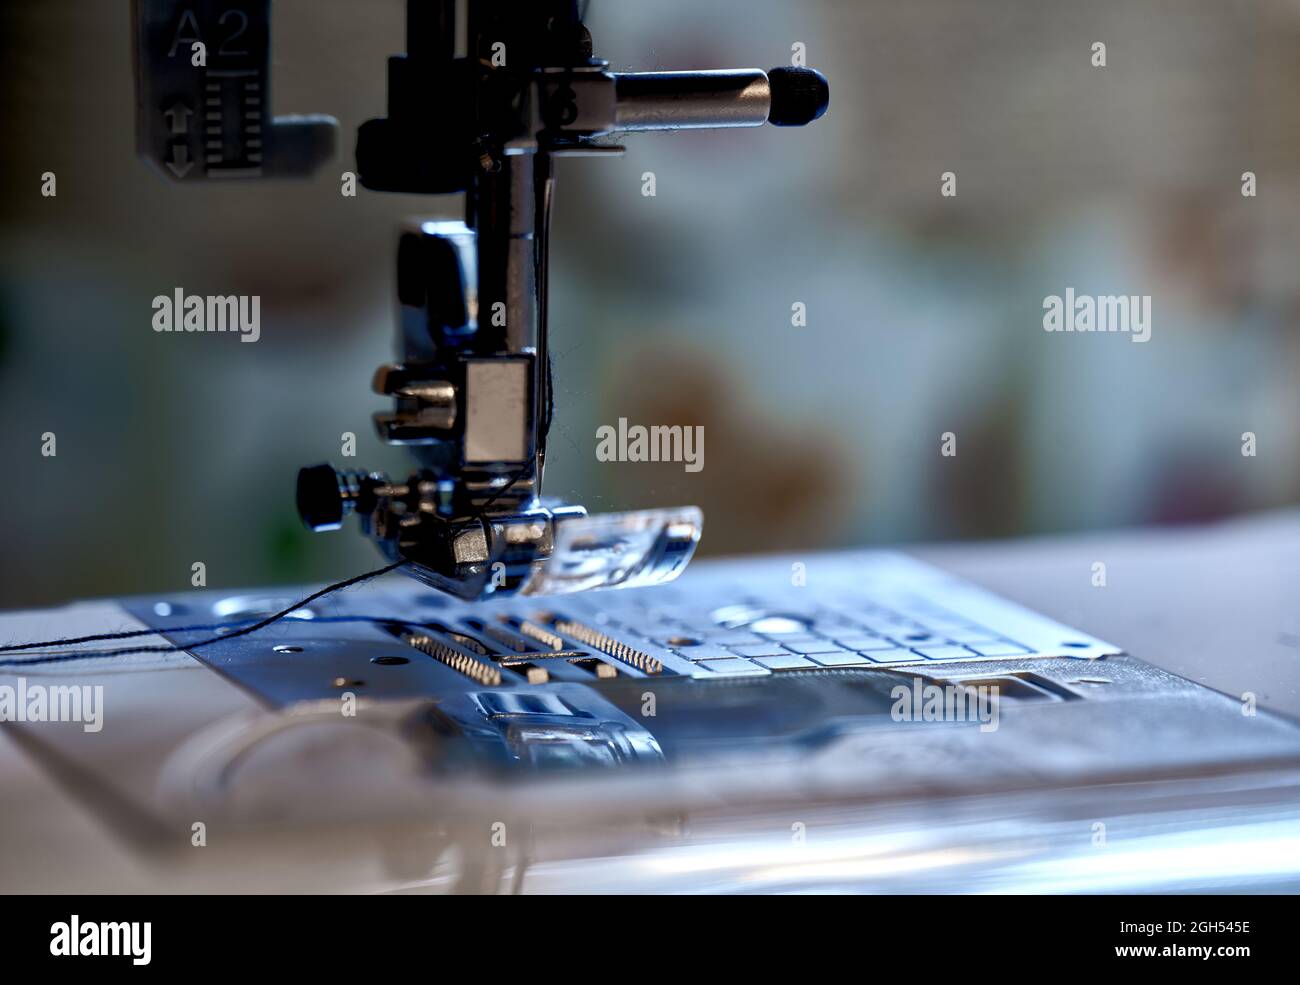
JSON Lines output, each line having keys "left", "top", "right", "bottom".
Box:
{"left": 157, "top": 558, "right": 411, "bottom": 651}
{"left": 474, "top": 457, "right": 535, "bottom": 516}
{"left": 1, "top": 561, "right": 410, "bottom": 667}
{"left": 0, "top": 619, "right": 259, "bottom": 654}
{"left": 0, "top": 614, "right": 448, "bottom": 667}
{"left": 3, "top": 453, "right": 540, "bottom": 667}
{"left": 0, "top": 612, "right": 420, "bottom": 655}
{"left": 2, "top": 645, "right": 182, "bottom": 666}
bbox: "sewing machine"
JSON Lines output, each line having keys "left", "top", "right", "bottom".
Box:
{"left": 0, "top": 0, "right": 1296, "bottom": 899}
{"left": 137, "top": 0, "right": 828, "bottom": 600}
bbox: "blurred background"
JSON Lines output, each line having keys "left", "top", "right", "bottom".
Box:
{"left": 2, "top": 0, "right": 1300, "bottom": 607}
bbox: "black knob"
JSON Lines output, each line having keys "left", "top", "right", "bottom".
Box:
{"left": 297, "top": 464, "right": 364, "bottom": 532}
{"left": 767, "top": 67, "right": 830, "bottom": 127}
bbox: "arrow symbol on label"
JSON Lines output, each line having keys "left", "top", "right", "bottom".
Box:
{"left": 166, "top": 142, "right": 193, "bottom": 178}
{"left": 163, "top": 100, "right": 193, "bottom": 135}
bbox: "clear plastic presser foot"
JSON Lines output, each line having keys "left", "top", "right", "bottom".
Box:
{"left": 296, "top": 465, "right": 703, "bottom": 601}
{"left": 518, "top": 506, "right": 704, "bottom": 597}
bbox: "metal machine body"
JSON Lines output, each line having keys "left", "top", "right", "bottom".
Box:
{"left": 134, "top": 0, "right": 829, "bottom": 600}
